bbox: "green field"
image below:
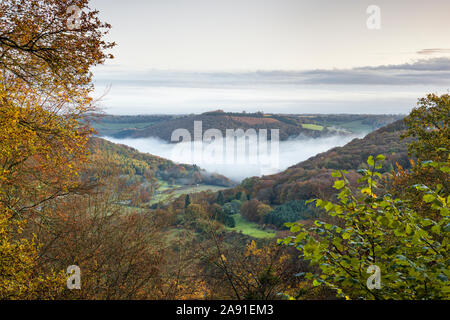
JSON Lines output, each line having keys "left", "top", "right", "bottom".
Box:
{"left": 330, "top": 120, "right": 372, "bottom": 133}
{"left": 93, "top": 121, "right": 156, "bottom": 135}
{"left": 157, "top": 179, "right": 180, "bottom": 192}
{"left": 301, "top": 123, "right": 324, "bottom": 131}
{"left": 227, "top": 214, "right": 276, "bottom": 239}
{"left": 151, "top": 184, "right": 229, "bottom": 204}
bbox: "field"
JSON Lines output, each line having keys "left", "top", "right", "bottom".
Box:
{"left": 93, "top": 121, "right": 156, "bottom": 136}
{"left": 227, "top": 214, "right": 276, "bottom": 239}
{"left": 151, "top": 184, "right": 229, "bottom": 204}
{"left": 301, "top": 123, "right": 324, "bottom": 131}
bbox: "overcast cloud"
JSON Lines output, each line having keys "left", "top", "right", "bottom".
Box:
{"left": 95, "top": 58, "right": 450, "bottom": 87}
{"left": 93, "top": 58, "right": 450, "bottom": 115}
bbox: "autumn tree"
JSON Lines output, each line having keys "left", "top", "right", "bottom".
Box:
{"left": 0, "top": 207, "right": 65, "bottom": 299}
{"left": 0, "top": 0, "right": 114, "bottom": 90}
{"left": 241, "top": 199, "right": 272, "bottom": 224}
{"left": 393, "top": 94, "right": 450, "bottom": 209}
{"left": 32, "top": 171, "right": 167, "bottom": 300}
{"left": 0, "top": 0, "right": 114, "bottom": 298}
{"left": 403, "top": 93, "right": 449, "bottom": 164}
{"left": 0, "top": 0, "right": 114, "bottom": 215}
{"left": 201, "top": 233, "right": 296, "bottom": 300}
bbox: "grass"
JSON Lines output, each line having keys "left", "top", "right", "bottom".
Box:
{"left": 174, "top": 185, "right": 228, "bottom": 195}
{"left": 94, "top": 122, "right": 153, "bottom": 130}
{"left": 333, "top": 120, "right": 372, "bottom": 133}
{"left": 157, "top": 179, "right": 180, "bottom": 192}
{"left": 92, "top": 121, "right": 157, "bottom": 135}
{"left": 227, "top": 214, "right": 276, "bottom": 239}
{"left": 150, "top": 184, "right": 229, "bottom": 204}
{"left": 301, "top": 123, "right": 324, "bottom": 131}
{"left": 313, "top": 119, "right": 372, "bottom": 134}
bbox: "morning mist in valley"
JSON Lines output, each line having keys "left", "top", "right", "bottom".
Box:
{"left": 104, "top": 133, "right": 364, "bottom": 182}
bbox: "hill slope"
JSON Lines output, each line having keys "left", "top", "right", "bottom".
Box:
{"left": 239, "top": 119, "right": 411, "bottom": 204}
{"left": 93, "top": 112, "right": 403, "bottom": 142}
{"left": 108, "top": 111, "right": 327, "bottom": 141}
{"left": 88, "top": 136, "right": 234, "bottom": 189}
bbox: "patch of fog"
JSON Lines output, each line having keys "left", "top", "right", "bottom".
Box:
{"left": 103, "top": 133, "right": 365, "bottom": 182}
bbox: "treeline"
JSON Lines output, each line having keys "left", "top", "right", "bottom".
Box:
{"left": 110, "top": 113, "right": 335, "bottom": 141}
{"left": 308, "top": 114, "right": 404, "bottom": 129}
{"left": 94, "top": 114, "right": 179, "bottom": 124}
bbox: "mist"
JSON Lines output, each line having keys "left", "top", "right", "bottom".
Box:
{"left": 103, "top": 133, "right": 365, "bottom": 182}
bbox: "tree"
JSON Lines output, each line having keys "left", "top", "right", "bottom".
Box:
{"left": 403, "top": 93, "right": 449, "bottom": 163}
{"left": 281, "top": 154, "right": 449, "bottom": 299}
{"left": 396, "top": 94, "right": 450, "bottom": 201}
{"left": 0, "top": 208, "right": 65, "bottom": 299}
{"left": 0, "top": 0, "right": 114, "bottom": 215}
{"left": 217, "top": 191, "right": 225, "bottom": 205}
{"left": 222, "top": 200, "right": 241, "bottom": 215}
{"left": 185, "top": 194, "right": 191, "bottom": 208}
{"left": 264, "top": 200, "right": 314, "bottom": 228}
{"left": 210, "top": 204, "right": 235, "bottom": 228}
{"left": 0, "top": 0, "right": 114, "bottom": 91}
{"left": 0, "top": 0, "right": 114, "bottom": 299}
{"left": 201, "top": 235, "right": 295, "bottom": 300}
{"left": 31, "top": 172, "right": 167, "bottom": 300}
{"left": 241, "top": 199, "right": 271, "bottom": 224}
{"left": 0, "top": 74, "right": 93, "bottom": 217}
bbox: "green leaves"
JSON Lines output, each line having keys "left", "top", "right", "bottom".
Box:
{"left": 333, "top": 180, "right": 346, "bottom": 190}
{"left": 290, "top": 224, "right": 301, "bottom": 233}
{"left": 332, "top": 171, "right": 342, "bottom": 178}
{"left": 440, "top": 166, "right": 450, "bottom": 173}
{"left": 324, "top": 202, "right": 334, "bottom": 212}
{"left": 281, "top": 153, "right": 450, "bottom": 300}
{"left": 423, "top": 194, "right": 436, "bottom": 203}
{"left": 367, "top": 155, "right": 385, "bottom": 169}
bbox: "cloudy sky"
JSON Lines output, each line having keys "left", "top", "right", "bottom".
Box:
{"left": 90, "top": 0, "right": 450, "bottom": 114}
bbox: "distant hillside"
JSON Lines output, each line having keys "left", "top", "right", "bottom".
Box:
{"left": 92, "top": 112, "right": 403, "bottom": 142}
{"left": 106, "top": 111, "right": 328, "bottom": 141}
{"left": 88, "top": 137, "right": 234, "bottom": 188}
{"left": 239, "top": 119, "right": 411, "bottom": 205}
{"left": 91, "top": 114, "right": 183, "bottom": 136}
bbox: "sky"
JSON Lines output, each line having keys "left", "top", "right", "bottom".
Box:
{"left": 89, "top": 0, "right": 450, "bottom": 114}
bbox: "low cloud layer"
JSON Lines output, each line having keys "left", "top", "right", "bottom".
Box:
{"left": 93, "top": 58, "right": 450, "bottom": 115}
{"left": 95, "top": 57, "right": 450, "bottom": 87}
{"left": 104, "top": 134, "right": 364, "bottom": 182}
{"left": 417, "top": 49, "right": 450, "bottom": 55}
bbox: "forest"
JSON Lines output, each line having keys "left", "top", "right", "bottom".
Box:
{"left": 0, "top": 0, "right": 448, "bottom": 300}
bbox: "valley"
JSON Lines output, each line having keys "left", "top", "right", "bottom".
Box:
{"left": 2, "top": 0, "right": 448, "bottom": 303}
{"left": 88, "top": 113, "right": 412, "bottom": 241}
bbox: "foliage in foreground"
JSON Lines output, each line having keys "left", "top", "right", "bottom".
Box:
{"left": 281, "top": 94, "right": 449, "bottom": 300}
{"left": 281, "top": 155, "right": 449, "bottom": 299}
{"left": 0, "top": 209, "right": 65, "bottom": 299}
